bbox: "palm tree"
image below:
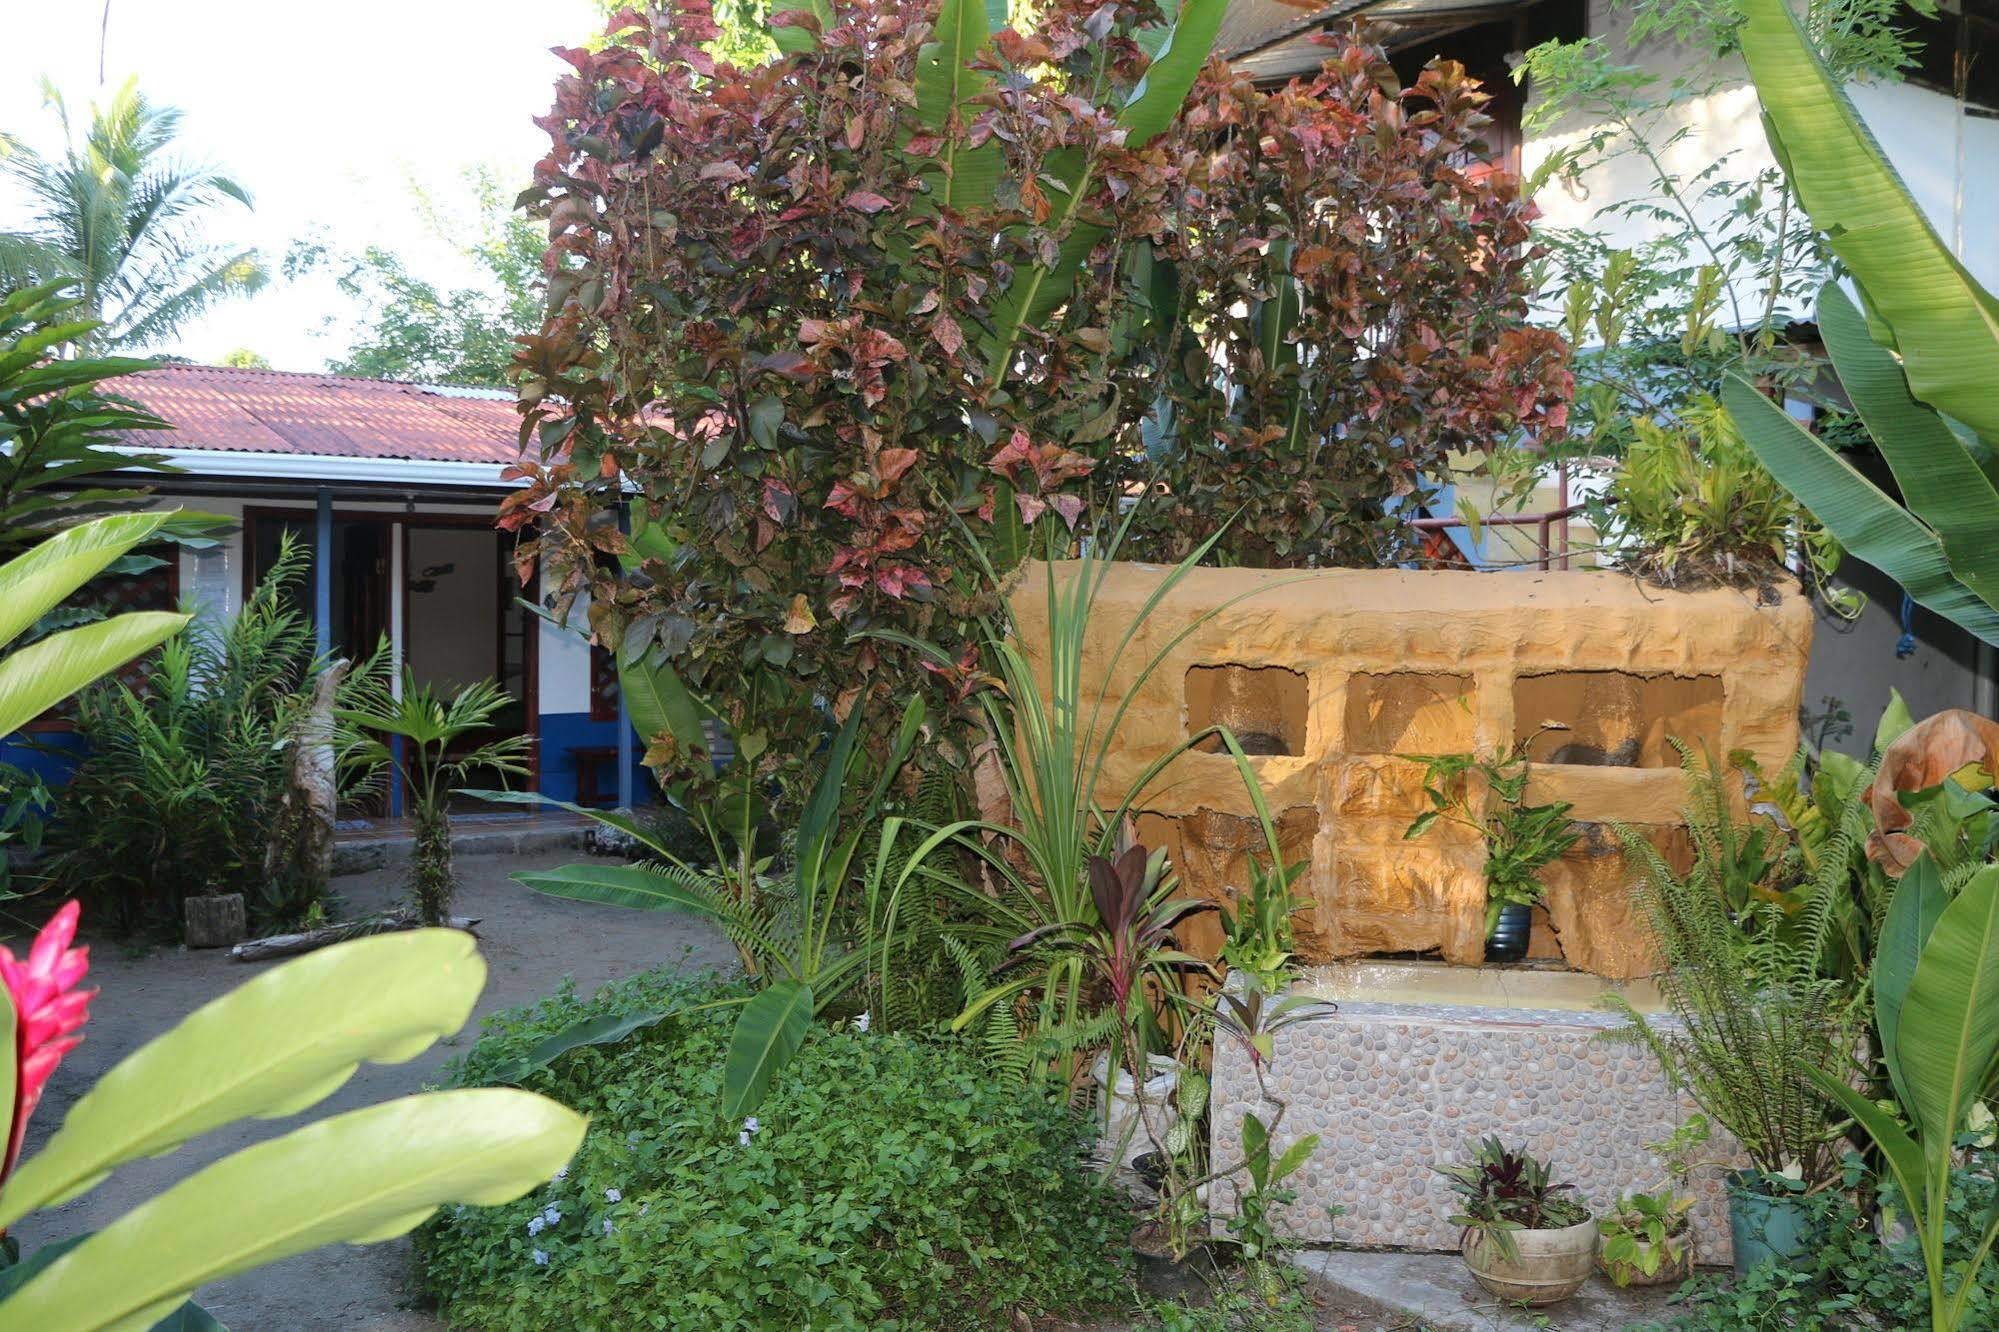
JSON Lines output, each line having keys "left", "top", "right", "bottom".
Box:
{"left": 0, "top": 77, "right": 265, "bottom": 351}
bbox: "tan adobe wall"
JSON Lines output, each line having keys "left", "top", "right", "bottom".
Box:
{"left": 1007, "top": 562, "right": 1813, "bottom": 978}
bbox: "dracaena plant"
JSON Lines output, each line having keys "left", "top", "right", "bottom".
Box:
{"left": 1004, "top": 845, "right": 1214, "bottom": 1068}
{"left": 503, "top": 0, "right": 1569, "bottom": 784}
{"left": 1436, "top": 1137, "right": 1590, "bottom": 1261}
{"left": 0, "top": 910, "right": 583, "bottom": 1330}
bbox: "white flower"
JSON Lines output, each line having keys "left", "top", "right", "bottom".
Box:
{"left": 526, "top": 1216, "right": 545, "bottom": 1237}
{"left": 605, "top": 1187, "right": 622, "bottom": 1203}
{"left": 742, "top": 1117, "right": 761, "bottom": 1135}
{"left": 852, "top": 1011, "right": 871, "bottom": 1032}
{"left": 531, "top": 1248, "right": 550, "bottom": 1267}
{"left": 602, "top": 1217, "right": 616, "bottom": 1236}
{"left": 738, "top": 1130, "right": 751, "bottom": 1146}
{"left": 554, "top": 1164, "right": 569, "bottom": 1181}
{"left": 543, "top": 1204, "right": 562, "bottom": 1225}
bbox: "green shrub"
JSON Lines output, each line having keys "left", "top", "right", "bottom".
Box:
{"left": 1648, "top": 1153, "right": 1999, "bottom": 1331}
{"left": 414, "top": 969, "right": 1133, "bottom": 1330}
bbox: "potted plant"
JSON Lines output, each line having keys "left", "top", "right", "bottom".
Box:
{"left": 1598, "top": 1189, "right": 1696, "bottom": 1287}
{"left": 1437, "top": 1137, "right": 1596, "bottom": 1305}
{"left": 1405, "top": 730, "right": 1578, "bottom": 962}
{"left": 1597, "top": 1116, "right": 1709, "bottom": 1286}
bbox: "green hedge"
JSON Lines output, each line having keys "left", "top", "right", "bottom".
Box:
{"left": 414, "top": 969, "right": 1132, "bottom": 1330}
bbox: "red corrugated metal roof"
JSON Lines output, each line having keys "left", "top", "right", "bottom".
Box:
{"left": 104, "top": 363, "right": 524, "bottom": 466}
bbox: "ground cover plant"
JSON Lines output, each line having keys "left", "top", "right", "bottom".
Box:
{"left": 413, "top": 967, "right": 1132, "bottom": 1331}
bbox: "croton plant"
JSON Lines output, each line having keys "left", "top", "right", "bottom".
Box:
{"left": 502, "top": 0, "right": 1569, "bottom": 780}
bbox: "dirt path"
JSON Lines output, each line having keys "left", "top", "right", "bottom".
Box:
{"left": 11, "top": 849, "right": 735, "bottom": 1332}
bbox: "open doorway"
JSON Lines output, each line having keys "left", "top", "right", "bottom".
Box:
{"left": 246, "top": 509, "right": 538, "bottom": 808}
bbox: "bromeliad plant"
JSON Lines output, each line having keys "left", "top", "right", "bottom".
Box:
{"left": 338, "top": 663, "right": 533, "bottom": 926}
{"left": 0, "top": 911, "right": 583, "bottom": 1329}
{"left": 1218, "top": 855, "right": 1306, "bottom": 994}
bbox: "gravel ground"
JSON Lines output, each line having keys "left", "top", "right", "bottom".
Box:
{"left": 10, "top": 849, "right": 735, "bottom": 1332}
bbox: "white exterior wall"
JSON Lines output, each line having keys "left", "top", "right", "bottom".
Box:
{"left": 536, "top": 572, "right": 595, "bottom": 717}
{"left": 1522, "top": 2, "right": 1999, "bottom": 297}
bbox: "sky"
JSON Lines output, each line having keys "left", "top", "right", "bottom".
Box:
{"left": 1, "top": 0, "right": 602, "bottom": 371}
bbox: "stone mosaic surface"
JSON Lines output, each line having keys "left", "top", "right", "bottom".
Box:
{"left": 1209, "top": 1000, "right": 1745, "bottom": 1265}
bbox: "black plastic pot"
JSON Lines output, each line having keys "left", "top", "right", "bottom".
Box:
{"left": 1485, "top": 902, "right": 1532, "bottom": 962}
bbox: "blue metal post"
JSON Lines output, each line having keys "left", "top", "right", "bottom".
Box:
{"left": 615, "top": 499, "right": 635, "bottom": 810}
{"left": 313, "top": 487, "right": 333, "bottom": 657}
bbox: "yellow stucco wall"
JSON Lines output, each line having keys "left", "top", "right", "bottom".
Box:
{"left": 1008, "top": 562, "right": 1812, "bottom": 977}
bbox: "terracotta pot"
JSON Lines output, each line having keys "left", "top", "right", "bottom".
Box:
{"left": 1461, "top": 1216, "right": 1598, "bottom": 1306}
{"left": 1598, "top": 1231, "right": 1695, "bottom": 1288}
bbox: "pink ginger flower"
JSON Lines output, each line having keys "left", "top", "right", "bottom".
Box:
{"left": 0, "top": 900, "right": 93, "bottom": 1182}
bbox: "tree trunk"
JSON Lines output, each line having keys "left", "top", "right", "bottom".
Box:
{"left": 410, "top": 802, "right": 455, "bottom": 926}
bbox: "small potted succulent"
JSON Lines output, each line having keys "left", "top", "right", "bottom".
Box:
{"left": 1437, "top": 1137, "right": 1596, "bottom": 1306}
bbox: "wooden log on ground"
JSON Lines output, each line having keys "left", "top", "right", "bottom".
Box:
{"left": 227, "top": 913, "right": 481, "bottom": 962}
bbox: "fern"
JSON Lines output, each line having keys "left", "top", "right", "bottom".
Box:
{"left": 1611, "top": 750, "right": 1862, "bottom": 1185}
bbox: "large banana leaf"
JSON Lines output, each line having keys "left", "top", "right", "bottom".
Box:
{"left": 459, "top": 787, "right": 661, "bottom": 852}
{"left": 1817, "top": 283, "right": 1999, "bottom": 608}
{"left": 910, "top": 0, "right": 1002, "bottom": 212}
{"left": 1739, "top": 0, "right": 1999, "bottom": 441}
{"left": 616, "top": 653, "right": 713, "bottom": 762}
{"left": 0, "top": 930, "right": 488, "bottom": 1229}
{"left": 980, "top": 0, "right": 1227, "bottom": 383}
{"left": 513, "top": 862, "right": 719, "bottom": 916}
{"left": 0, "top": 511, "right": 175, "bottom": 645}
{"left": 1874, "top": 854, "right": 1948, "bottom": 1117}
{"left": 0, "top": 611, "right": 188, "bottom": 740}
{"left": 722, "top": 980, "right": 814, "bottom": 1119}
{"left": 0, "top": 1089, "right": 585, "bottom": 1332}
{"left": 1721, "top": 374, "right": 1999, "bottom": 645}
{"left": 1897, "top": 867, "right": 1999, "bottom": 1160}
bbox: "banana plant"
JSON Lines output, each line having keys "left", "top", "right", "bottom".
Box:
{"left": 0, "top": 512, "right": 191, "bottom": 738}
{"left": 1724, "top": 0, "right": 1999, "bottom": 645}
{"left": 977, "top": 0, "right": 1227, "bottom": 387}
{"left": 0, "top": 920, "right": 583, "bottom": 1331}
{"left": 1799, "top": 854, "right": 1999, "bottom": 1332}
{"left": 476, "top": 689, "right": 925, "bottom": 1119}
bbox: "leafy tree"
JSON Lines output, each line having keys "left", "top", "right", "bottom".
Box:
{"left": 287, "top": 171, "right": 543, "bottom": 387}
{"left": 218, "top": 346, "right": 270, "bottom": 368}
{"left": 503, "top": 0, "right": 1568, "bottom": 783}
{"left": 0, "top": 77, "right": 265, "bottom": 352}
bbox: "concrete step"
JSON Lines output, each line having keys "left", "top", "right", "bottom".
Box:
{"left": 331, "top": 812, "right": 593, "bottom": 876}
{"left": 1287, "top": 1248, "right": 1684, "bottom": 1331}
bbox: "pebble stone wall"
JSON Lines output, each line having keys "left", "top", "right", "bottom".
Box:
{"left": 1208, "top": 998, "right": 1745, "bottom": 1265}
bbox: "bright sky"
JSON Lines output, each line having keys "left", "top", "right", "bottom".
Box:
{"left": 2, "top": 0, "right": 601, "bottom": 371}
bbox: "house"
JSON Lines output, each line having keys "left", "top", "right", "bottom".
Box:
{"left": 11, "top": 363, "right": 646, "bottom": 810}
{"left": 1227, "top": 0, "right": 1999, "bottom": 729}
